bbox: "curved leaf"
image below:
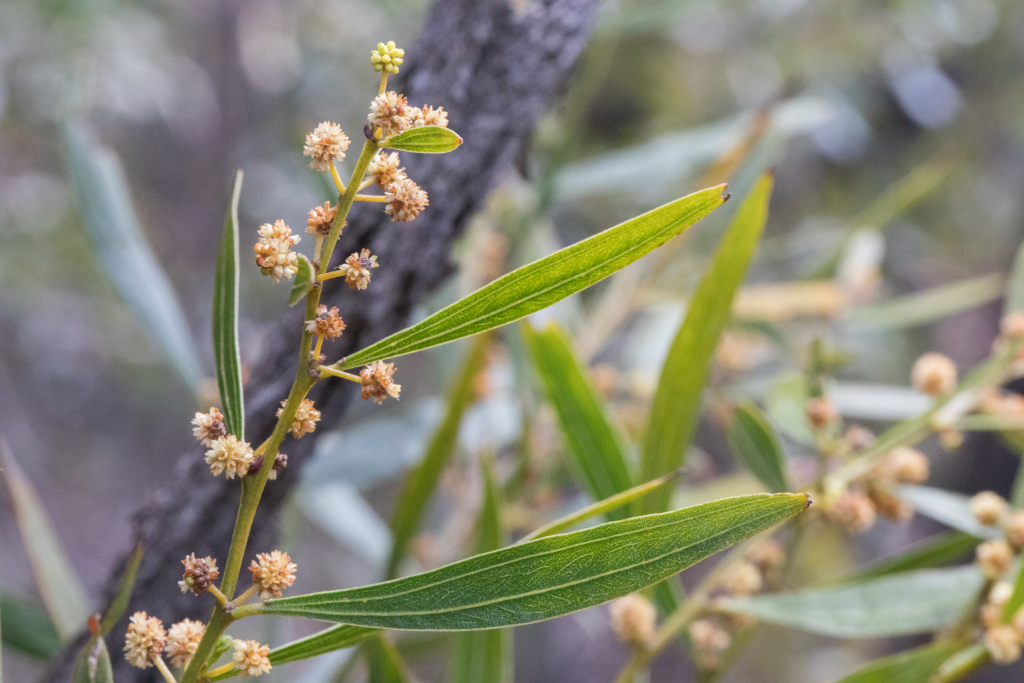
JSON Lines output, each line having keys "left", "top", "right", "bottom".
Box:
{"left": 213, "top": 170, "right": 245, "bottom": 438}
{"left": 382, "top": 125, "right": 463, "bottom": 154}
{"left": 331, "top": 185, "right": 727, "bottom": 370}
{"left": 641, "top": 174, "right": 773, "bottom": 514}
{"left": 835, "top": 641, "right": 961, "bottom": 683}
{"left": 364, "top": 637, "right": 410, "bottom": 683}
{"left": 524, "top": 322, "right": 634, "bottom": 517}
{"left": 719, "top": 566, "right": 984, "bottom": 637}
{"left": 251, "top": 493, "right": 809, "bottom": 629}
{"left": 844, "top": 531, "right": 978, "bottom": 581}
{"left": 0, "top": 594, "right": 60, "bottom": 660}
{"left": 100, "top": 543, "right": 144, "bottom": 636}
{"left": 289, "top": 254, "right": 315, "bottom": 307}
{"left": 896, "top": 485, "right": 1003, "bottom": 539}
{"left": 727, "top": 402, "right": 790, "bottom": 493}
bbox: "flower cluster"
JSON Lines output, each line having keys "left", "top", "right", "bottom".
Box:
{"left": 971, "top": 491, "right": 1024, "bottom": 579}
{"left": 277, "top": 398, "right": 320, "bottom": 438}
{"left": 165, "top": 619, "right": 205, "bottom": 668}
{"left": 254, "top": 220, "right": 301, "bottom": 283}
{"left": 192, "top": 407, "right": 226, "bottom": 446}
{"left": 124, "top": 612, "right": 166, "bottom": 669}
{"left": 826, "top": 446, "right": 929, "bottom": 533}
{"left": 336, "top": 249, "right": 378, "bottom": 290}
{"left": 303, "top": 122, "right": 349, "bottom": 172}
{"left": 370, "top": 41, "right": 404, "bottom": 74}
{"left": 205, "top": 434, "right": 255, "bottom": 479}
{"left": 306, "top": 304, "right": 346, "bottom": 339}
{"left": 179, "top": 553, "right": 220, "bottom": 595}
{"left": 360, "top": 360, "right": 401, "bottom": 404}
{"left": 249, "top": 550, "right": 297, "bottom": 601}
{"left": 980, "top": 577, "right": 1024, "bottom": 663}
{"left": 306, "top": 201, "right": 338, "bottom": 237}
{"left": 609, "top": 593, "right": 657, "bottom": 649}
{"left": 233, "top": 639, "right": 272, "bottom": 677}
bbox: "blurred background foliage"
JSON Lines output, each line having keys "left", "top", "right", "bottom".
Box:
{"left": 2, "top": 0, "right": 1024, "bottom": 680}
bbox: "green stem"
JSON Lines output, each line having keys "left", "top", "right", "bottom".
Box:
{"left": 931, "top": 643, "right": 990, "bottom": 683}
{"left": 179, "top": 608, "right": 232, "bottom": 683}
{"left": 321, "top": 140, "right": 378, "bottom": 271}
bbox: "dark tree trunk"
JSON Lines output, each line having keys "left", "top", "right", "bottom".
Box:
{"left": 44, "top": 0, "right": 598, "bottom": 679}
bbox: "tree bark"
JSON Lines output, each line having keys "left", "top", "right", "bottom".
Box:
{"left": 44, "top": 0, "right": 598, "bottom": 679}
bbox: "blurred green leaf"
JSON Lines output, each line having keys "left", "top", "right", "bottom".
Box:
{"left": 253, "top": 493, "right": 808, "bottom": 629}
{"left": 99, "top": 544, "right": 143, "bottom": 636}
{"left": 524, "top": 322, "right": 634, "bottom": 517}
{"left": 1006, "top": 226, "right": 1024, "bottom": 315}
{"left": 844, "top": 532, "right": 978, "bottom": 581}
{"left": 386, "top": 335, "right": 490, "bottom": 579}
{"left": 213, "top": 170, "right": 245, "bottom": 438}
{"left": 896, "top": 485, "right": 1002, "bottom": 539}
{"left": 0, "top": 594, "right": 61, "bottom": 660}
{"left": 641, "top": 174, "right": 773, "bottom": 514}
{"left": 519, "top": 470, "right": 683, "bottom": 543}
{"left": 364, "top": 637, "right": 410, "bottom": 683}
{"left": 71, "top": 635, "right": 113, "bottom": 683}
{"left": 726, "top": 402, "right": 790, "bottom": 493}
{"left": 845, "top": 273, "right": 1004, "bottom": 331}
{"left": 209, "top": 625, "right": 378, "bottom": 681}
{"left": 331, "top": 186, "right": 726, "bottom": 370}
{"left": 719, "top": 566, "right": 983, "bottom": 637}
{"left": 452, "top": 460, "right": 511, "bottom": 683}
{"left": 383, "top": 126, "right": 463, "bottom": 154}
{"left": 835, "top": 641, "right": 961, "bottom": 683}
{"left": 63, "top": 123, "right": 203, "bottom": 393}
{"left": 0, "top": 440, "right": 89, "bottom": 641}
{"left": 289, "top": 254, "right": 315, "bottom": 307}
{"left": 765, "top": 375, "right": 816, "bottom": 447}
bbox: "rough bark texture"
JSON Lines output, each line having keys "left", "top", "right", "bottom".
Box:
{"left": 44, "top": 0, "right": 598, "bottom": 679}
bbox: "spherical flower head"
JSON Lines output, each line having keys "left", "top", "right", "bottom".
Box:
{"left": 370, "top": 40, "right": 405, "bottom": 74}
{"left": 408, "top": 104, "right": 449, "bottom": 128}
{"left": 844, "top": 425, "right": 875, "bottom": 451}
{"left": 986, "top": 624, "right": 1022, "bottom": 664}
{"left": 971, "top": 491, "right": 1008, "bottom": 526}
{"left": 337, "top": 249, "right": 379, "bottom": 290}
{"left": 368, "top": 91, "right": 411, "bottom": 138}
{"left": 368, "top": 152, "right": 406, "bottom": 189}
{"left": 885, "top": 447, "right": 930, "bottom": 484}
{"left": 192, "top": 407, "right": 226, "bottom": 447}
{"left": 179, "top": 553, "right": 220, "bottom": 595}
{"left": 306, "top": 202, "right": 338, "bottom": 236}
{"left": 715, "top": 560, "right": 763, "bottom": 597}
{"left": 249, "top": 550, "right": 297, "bottom": 601}
{"left": 303, "top": 122, "right": 350, "bottom": 172}
{"left": 804, "top": 396, "right": 838, "bottom": 429}
{"left": 689, "top": 619, "right": 731, "bottom": 668}
{"left": 384, "top": 177, "right": 429, "bottom": 223}
{"left": 911, "top": 351, "right": 957, "bottom": 396}
{"left": 233, "top": 639, "right": 272, "bottom": 677}
{"left": 205, "top": 435, "right": 255, "bottom": 479}
{"left": 1006, "top": 511, "right": 1024, "bottom": 549}
{"left": 124, "top": 612, "right": 166, "bottom": 669}
{"left": 868, "top": 489, "right": 913, "bottom": 522}
{"left": 1001, "top": 312, "right": 1024, "bottom": 340}
{"left": 360, "top": 360, "right": 401, "bottom": 404}
{"left": 277, "top": 398, "right": 320, "bottom": 438}
{"left": 828, "top": 490, "right": 877, "bottom": 533}
{"left": 609, "top": 594, "right": 656, "bottom": 649}
{"left": 164, "top": 619, "right": 205, "bottom": 668}
{"left": 982, "top": 582, "right": 1015, "bottom": 628}
{"left": 305, "top": 305, "right": 346, "bottom": 339}
{"left": 254, "top": 220, "right": 301, "bottom": 283}
{"left": 977, "top": 539, "right": 1014, "bottom": 579}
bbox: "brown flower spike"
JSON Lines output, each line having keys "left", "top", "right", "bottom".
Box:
{"left": 179, "top": 553, "right": 220, "bottom": 595}
{"left": 306, "top": 201, "right": 338, "bottom": 236}
{"left": 305, "top": 305, "right": 346, "bottom": 339}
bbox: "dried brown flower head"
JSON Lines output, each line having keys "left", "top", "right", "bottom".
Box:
{"left": 337, "top": 249, "right": 379, "bottom": 290}
{"left": 124, "top": 611, "right": 166, "bottom": 669}
{"left": 205, "top": 435, "right": 255, "bottom": 479}
{"left": 254, "top": 220, "right": 301, "bottom": 283}
{"left": 384, "top": 177, "right": 428, "bottom": 223}
{"left": 249, "top": 550, "right": 297, "bottom": 601}
{"left": 368, "top": 152, "right": 406, "bottom": 189}
{"left": 192, "top": 407, "right": 226, "bottom": 447}
{"left": 977, "top": 539, "right": 1014, "bottom": 579}
{"left": 305, "top": 305, "right": 346, "bottom": 339}
{"left": 179, "top": 553, "right": 220, "bottom": 595}
{"left": 911, "top": 352, "right": 958, "bottom": 396}
{"left": 233, "top": 639, "right": 272, "bottom": 677}
{"left": 277, "top": 398, "right": 320, "bottom": 438}
{"left": 360, "top": 360, "right": 402, "bottom": 404}
{"left": 306, "top": 202, "right": 338, "bottom": 236}
{"left": 609, "top": 594, "right": 657, "bottom": 649}
{"left": 368, "top": 91, "right": 411, "bottom": 138}
{"left": 303, "top": 122, "right": 350, "bottom": 172}
{"left": 164, "top": 618, "right": 205, "bottom": 668}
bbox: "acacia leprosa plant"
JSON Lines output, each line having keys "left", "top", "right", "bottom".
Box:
{"left": 92, "top": 42, "right": 809, "bottom": 683}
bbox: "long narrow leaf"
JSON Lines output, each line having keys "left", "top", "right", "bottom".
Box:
{"left": 364, "top": 637, "right": 410, "bottom": 683}
{"left": 452, "top": 461, "right": 511, "bottom": 683}
{"left": 719, "top": 566, "right": 984, "bottom": 637}
{"left": 386, "top": 335, "right": 490, "bottom": 579}
{"left": 641, "top": 174, "right": 774, "bottom": 514}
{"left": 835, "top": 641, "right": 962, "bottom": 683}
{"left": 896, "top": 485, "right": 1002, "bottom": 539}
{"left": 0, "top": 440, "right": 89, "bottom": 640}
{"left": 0, "top": 594, "right": 60, "bottom": 660}
{"left": 100, "top": 544, "right": 144, "bottom": 635}
{"left": 331, "top": 185, "right": 727, "bottom": 370}
{"left": 843, "top": 531, "right": 978, "bottom": 581}
{"left": 208, "top": 625, "right": 378, "bottom": 681}
{"left": 289, "top": 254, "right": 315, "bottom": 307}
{"left": 726, "top": 402, "right": 790, "bottom": 493}
{"left": 71, "top": 634, "right": 114, "bottom": 683}
{"left": 252, "top": 493, "right": 809, "bottom": 629}
{"left": 524, "top": 322, "right": 634, "bottom": 517}
{"left": 63, "top": 124, "right": 203, "bottom": 392}
{"left": 213, "top": 170, "right": 245, "bottom": 438}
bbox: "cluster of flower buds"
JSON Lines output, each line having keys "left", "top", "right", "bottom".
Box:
{"left": 124, "top": 611, "right": 207, "bottom": 672}
{"left": 825, "top": 445, "right": 930, "bottom": 533}
{"left": 971, "top": 491, "right": 1024, "bottom": 580}
{"left": 254, "top": 220, "right": 301, "bottom": 283}
{"left": 249, "top": 550, "right": 298, "bottom": 602}
{"left": 609, "top": 593, "right": 657, "bottom": 650}
{"left": 980, "top": 580, "right": 1024, "bottom": 664}
{"left": 192, "top": 408, "right": 257, "bottom": 479}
